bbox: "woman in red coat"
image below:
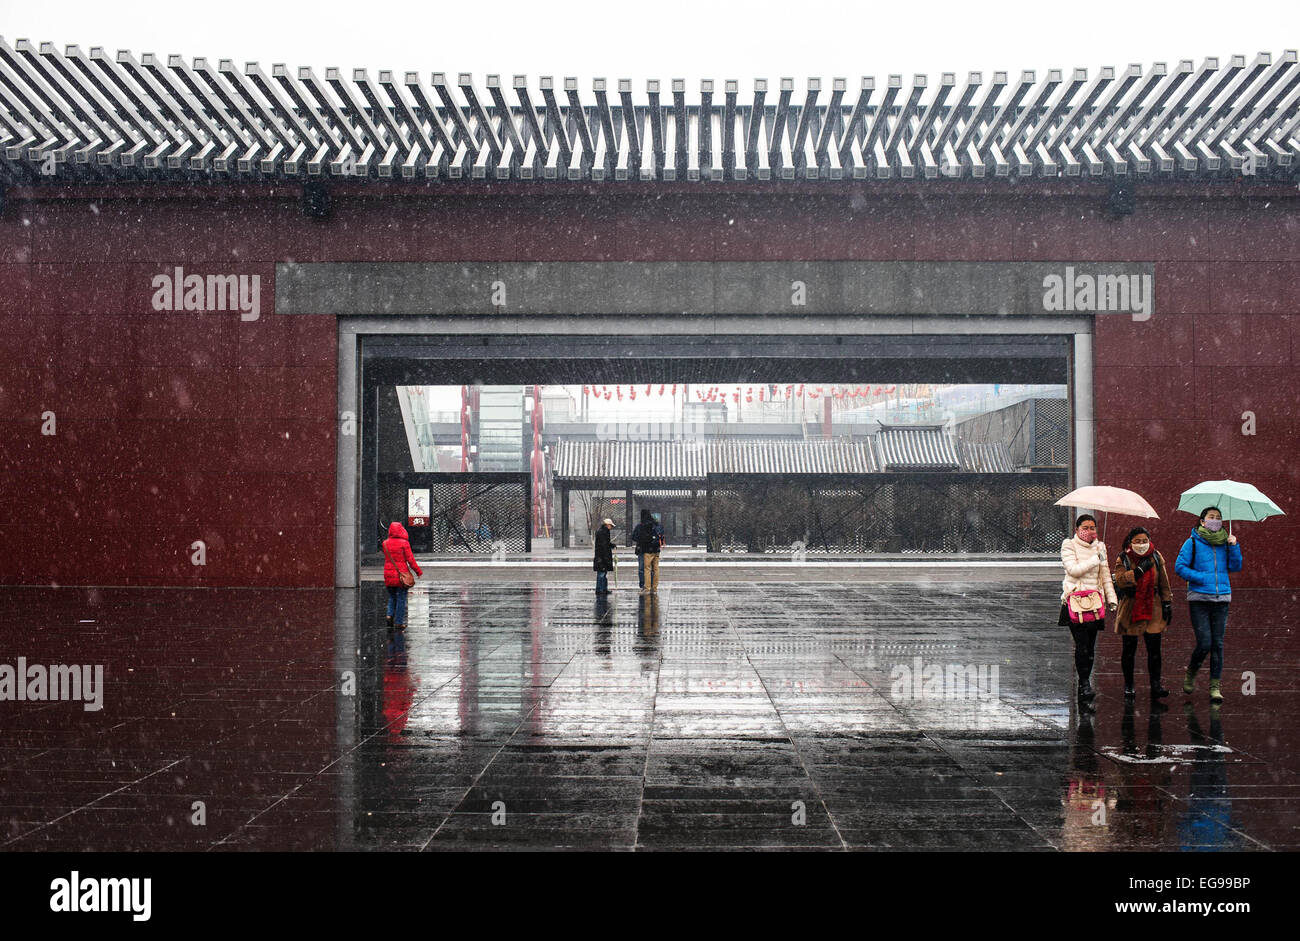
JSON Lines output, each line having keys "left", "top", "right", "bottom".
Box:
{"left": 382, "top": 521, "right": 423, "bottom": 630}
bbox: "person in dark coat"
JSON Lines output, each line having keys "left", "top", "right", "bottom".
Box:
{"left": 382, "top": 521, "right": 423, "bottom": 630}
{"left": 593, "top": 517, "right": 615, "bottom": 594}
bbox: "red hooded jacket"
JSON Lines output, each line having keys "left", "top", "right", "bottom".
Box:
{"left": 382, "top": 522, "right": 423, "bottom": 588}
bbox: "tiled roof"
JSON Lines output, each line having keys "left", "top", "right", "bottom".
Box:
{"left": 553, "top": 440, "right": 708, "bottom": 480}
{"left": 876, "top": 427, "right": 961, "bottom": 469}
{"left": 959, "top": 439, "right": 1017, "bottom": 474}
{"left": 709, "top": 438, "right": 881, "bottom": 474}
{"left": 554, "top": 435, "right": 1012, "bottom": 479}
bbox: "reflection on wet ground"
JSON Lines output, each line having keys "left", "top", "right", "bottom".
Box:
{"left": 1, "top": 575, "right": 1296, "bottom": 851}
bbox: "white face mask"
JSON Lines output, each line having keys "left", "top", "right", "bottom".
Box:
{"left": 1131, "top": 542, "right": 1150, "bottom": 555}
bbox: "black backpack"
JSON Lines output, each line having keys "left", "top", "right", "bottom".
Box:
{"left": 636, "top": 522, "right": 662, "bottom": 552}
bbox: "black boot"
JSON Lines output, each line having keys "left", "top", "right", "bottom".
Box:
{"left": 1078, "top": 652, "right": 1098, "bottom": 701}
{"left": 1072, "top": 625, "right": 1098, "bottom": 702}
{"left": 1147, "top": 633, "right": 1168, "bottom": 699}
{"left": 1121, "top": 635, "right": 1137, "bottom": 698}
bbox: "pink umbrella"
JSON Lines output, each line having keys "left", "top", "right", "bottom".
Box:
{"left": 1055, "top": 486, "right": 1160, "bottom": 544}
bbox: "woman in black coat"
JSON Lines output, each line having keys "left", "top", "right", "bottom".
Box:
{"left": 593, "top": 518, "right": 615, "bottom": 594}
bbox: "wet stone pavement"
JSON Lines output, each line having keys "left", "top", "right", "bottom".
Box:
{"left": 1, "top": 572, "right": 1297, "bottom": 852}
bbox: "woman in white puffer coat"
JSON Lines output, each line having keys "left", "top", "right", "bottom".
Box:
{"left": 1058, "top": 514, "right": 1118, "bottom": 707}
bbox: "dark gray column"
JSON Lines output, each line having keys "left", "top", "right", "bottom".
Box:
{"left": 706, "top": 479, "right": 713, "bottom": 553}
{"left": 561, "top": 486, "right": 570, "bottom": 548}
{"left": 691, "top": 489, "right": 699, "bottom": 547}
{"left": 525, "top": 478, "right": 533, "bottom": 553}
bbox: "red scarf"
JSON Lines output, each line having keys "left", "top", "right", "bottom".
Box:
{"left": 1125, "top": 547, "right": 1158, "bottom": 622}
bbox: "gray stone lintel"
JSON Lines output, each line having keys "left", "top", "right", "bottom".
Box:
{"left": 280, "top": 261, "right": 1155, "bottom": 318}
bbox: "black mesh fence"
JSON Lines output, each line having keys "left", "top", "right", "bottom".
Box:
{"left": 705, "top": 473, "right": 1071, "bottom": 553}
{"left": 378, "top": 473, "right": 531, "bottom": 553}
{"left": 1034, "top": 399, "right": 1070, "bottom": 466}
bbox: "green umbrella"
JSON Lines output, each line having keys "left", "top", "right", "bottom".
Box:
{"left": 1178, "top": 479, "right": 1285, "bottom": 535}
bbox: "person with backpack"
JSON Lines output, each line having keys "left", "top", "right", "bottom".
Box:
{"left": 382, "top": 521, "right": 423, "bottom": 631}
{"left": 631, "top": 509, "right": 647, "bottom": 589}
{"left": 631, "top": 508, "right": 664, "bottom": 593}
{"left": 1174, "top": 506, "right": 1243, "bottom": 703}
{"left": 1059, "top": 514, "right": 1118, "bottom": 707}
{"left": 1111, "top": 527, "right": 1174, "bottom": 704}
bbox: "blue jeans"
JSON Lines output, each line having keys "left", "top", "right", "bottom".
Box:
{"left": 596, "top": 571, "right": 608, "bottom": 592}
{"left": 386, "top": 586, "right": 408, "bottom": 625}
{"left": 1188, "top": 601, "right": 1229, "bottom": 680}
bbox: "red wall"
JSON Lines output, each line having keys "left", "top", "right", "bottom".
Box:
{"left": 1, "top": 183, "right": 1296, "bottom": 586}
{"left": 0, "top": 194, "right": 336, "bottom": 586}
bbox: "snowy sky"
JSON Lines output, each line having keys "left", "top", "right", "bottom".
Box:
{"left": 3, "top": 0, "right": 1294, "bottom": 86}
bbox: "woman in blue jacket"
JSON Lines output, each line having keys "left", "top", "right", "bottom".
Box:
{"left": 1173, "top": 507, "right": 1243, "bottom": 703}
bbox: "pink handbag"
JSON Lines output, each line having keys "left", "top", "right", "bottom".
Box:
{"left": 1066, "top": 588, "right": 1105, "bottom": 623}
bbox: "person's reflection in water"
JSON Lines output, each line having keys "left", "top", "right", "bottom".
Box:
{"left": 1146, "top": 704, "right": 1165, "bottom": 756}
{"left": 636, "top": 592, "right": 661, "bottom": 652}
{"left": 1179, "top": 703, "right": 1234, "bottom": 850}
{"left": 1120, "top": 698, "right": 1140, "bottom": 759}
{"left": 382, "top": 628, "right": 414, "bottom": 743}
{"left": 386, "top": 621, "right": 407, "bottom": 657}
{"left": 1061, "top": 708, "right": 1114, "bottom": 850}
{"left": 1113, "top": 699, "right": 1174, "bottom": 847}
{"left": 594, "top": 593, "right": 614, "bottom": 658}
